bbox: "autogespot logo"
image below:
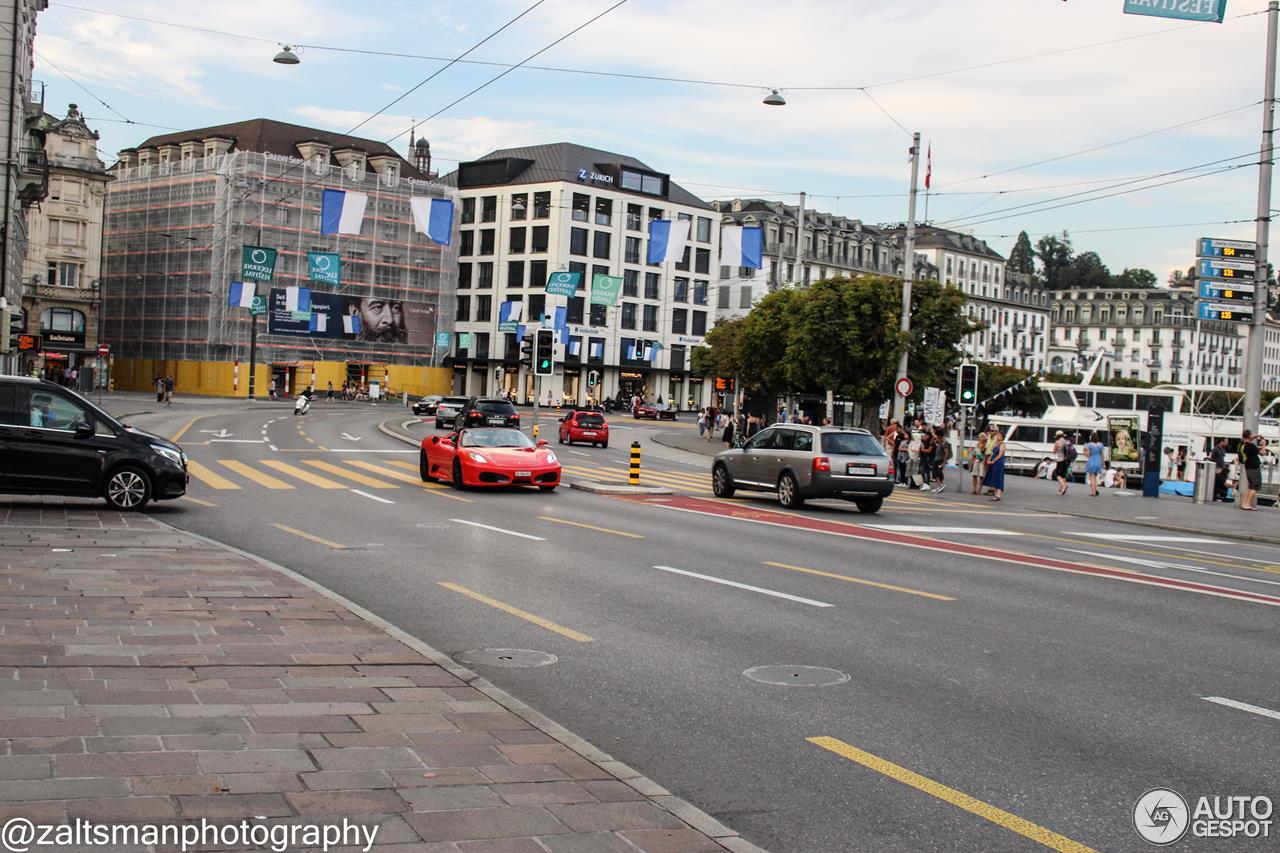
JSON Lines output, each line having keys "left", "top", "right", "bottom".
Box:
{"left": 1135, "top": 788, "right": 1190, "bottom": 846}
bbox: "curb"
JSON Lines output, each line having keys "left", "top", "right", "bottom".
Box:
{"left": 570, "top": 481, "right": 674, "bottom": 496}
{"left": 378, "top": 417, "right": 424, "bottom": 446}
{"left": 157, "top": 520, "right": 759, "bottom": 852}
{"left": 652, "top": 431, "right": 718, "bottom": 458}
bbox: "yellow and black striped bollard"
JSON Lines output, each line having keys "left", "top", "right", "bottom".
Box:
{"left": 629, "top": 441, "right": 641, "bottom": 485}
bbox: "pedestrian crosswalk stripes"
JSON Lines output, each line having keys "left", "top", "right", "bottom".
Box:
{"left": 186, "top": 460, "right": 241, "bottom": 490}
{"left": 345, "top": 460, "right": 473, "bottom": 502}
{"left": 259, "top": 460, "right": 347, "bottom": 489}
{"left": 217, "top": 459, "right": 295, "bottom": 490}
{"left": 301, "top": 459, "right": 399, "bottom": 489}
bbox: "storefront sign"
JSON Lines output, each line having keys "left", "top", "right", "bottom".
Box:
{"left": 43, "top": 330, "right": 85, "bottom": 349}
{"left": 569, "top": 324, "right": 603, "bottom": 336}
{"left": 1122, "top": 0, "right": 1225, "bottom": 23}
{"left": 241, "top": 246, "right": 278, "bottom": 282}
{"left": 577, "top": 168, "right": 614, "bottom": 184}
{"left": 307, "top": 252, "right": 342, "bottom": 286}
{"left": 546, "top": 271, "right": 581, "bottom": 298}
{"left": 590, "top": 273, "right": 622, "bottom": 306}
{"left": 16, "top": 334, "right": 39, "bottom": 352}
{"left": 673, "top": 335, "right": 705, "bottom": 345}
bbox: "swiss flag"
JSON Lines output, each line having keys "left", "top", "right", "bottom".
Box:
{"left": 925, "top": 143, "right": 932, "bottom": 191}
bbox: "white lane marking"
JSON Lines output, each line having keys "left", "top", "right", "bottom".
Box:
{"left": 1067, "top": 533, "right": 1225, "bottom": 543}
{"left": 450, "top": 519, "right": 546, "bottom": 541}
{"left": 1057, "top": 548, "right": 1280, "bottom": 588}
{"left": 568, "top": 450, "right": 591, "bottom": 457}
{"left": 210, "top": 438, "right": 270, "bottom": 443}
{"left": 200, "top": 429, "right": 233, "bottom": 437}
{"left": 350, "top": 489, "right": 395, "bottom": 504}
{"left": 268, "top": 445, "right": 278, "bottom": 451}
{"left": 1138, "top": 541, "right": 1278, "bottom": 564}
{"left": 651, "top": 565, "right": 833, "bottom": 608}
{"left": 1203, "top": 696, "right": 1280, "bottom": 721}
{"left": 869, "top": 525, "right": 1023, "bottom": 536}
{"left": 329, "top": 449, "right": 417, "bottom": 453}
{"left": 341, "top": 432, "right": 363, "bottom": 441}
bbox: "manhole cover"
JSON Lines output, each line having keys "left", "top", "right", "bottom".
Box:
{"left": 743, "top": 665, "right": 850, "bottom": 687}
{"left": 454, "top": 648, "right": 558, "bottom": 669}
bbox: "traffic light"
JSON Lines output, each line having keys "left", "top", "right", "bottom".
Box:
{"left": 1, "top": 307, "right": 21, "bottom": 353}
{"left": 520, "top": 336, "right": 533, "bottom": 366}
{"left": 534, "top": 328, "right": 554, "bottom": 376}
{"left": 959, "top": 363, "right": 979, "bottom": 407}
{"left": 587, "top": 370, "right": 598, "bottom": 388}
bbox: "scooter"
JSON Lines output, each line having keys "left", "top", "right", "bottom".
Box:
{"left": 294, "top": 393, "right": 311, "bottom": 416}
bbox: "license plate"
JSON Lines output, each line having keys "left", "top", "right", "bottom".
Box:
{"left": 514, "top": 470, "right": 531, "bottom": 478}
{"left": 581, "top": 431, "right": 596, "bottom": 436}
{"left": 488, "top": 418, "right": 505, "bottom": 425}
{"left": 847, "top": 464, "right": 875, "bottom": 475}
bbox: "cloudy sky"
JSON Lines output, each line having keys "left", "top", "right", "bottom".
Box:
{"left": 34, "top": 0, "right": 1273, "bottom": 280}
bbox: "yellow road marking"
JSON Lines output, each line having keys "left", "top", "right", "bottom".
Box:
{"left": 185, "top": 460, "right": 241, "bottom": 490}
{"left": 345, "top": 460, "right": 472, "bottom": 502}
{"left": 217, "top": 460, "right": 295, "bottom": 489}
{"left": 259, "top": 460, "right": 346, "bottom": 489}
{"left": 271, "top": 523, "right": 347, "bottom": 549}
{"left": 764, "top": 561, "right": 954, "bottom": 601}
{"left": 807, "top": 737, "right": 1098, "bottom": 853}
{"left": 387, "top": 459, "right": 420, "bottom": 471}
{"left": 181, "top": 495, "right": 218, "bottom": 508}
{"left": 437, "top": 582, "right": 593, "bottom": 642}
{"left": 170, "top": 417, "right": 199, "bottom": 443}
{"left": 537, "top": 515, "right": 643, "bottom": 539}
{"left": 301, "top": 459, "right": 398, "bottom": 489}
{"left": 305, "top": 436, "right": 316, "bottom": 444}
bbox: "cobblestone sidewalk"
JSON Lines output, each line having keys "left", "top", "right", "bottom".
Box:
{"left": 0, "top": 499, "right": 757, "bottom": 852}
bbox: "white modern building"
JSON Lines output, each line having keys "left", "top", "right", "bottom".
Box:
{"left": 1047, "top": 287, "right": 1244, "bottom": 385}
{"left": 710, "top": 198, "right": 902, "bottom": 320}
{"left": 1263, "top": 313, "right": 1280, "bottom": 394}
{"left": 445, "top": 143, "right": 720, "bottom": 408}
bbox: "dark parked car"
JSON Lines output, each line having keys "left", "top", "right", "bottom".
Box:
{"left": 455, "top": 397, "right": 521, "bottom": 430}
{"left": 711, "top": 424, "right": 894, "bottom": 512}
{"left": 433, "top": 396, "right": 470, "bottom": 429}
{"left": 412, "top": 395, "right": 444, "bottom": 416}
{"left": 0, "top": 376, "right": 188, "bottom": 510}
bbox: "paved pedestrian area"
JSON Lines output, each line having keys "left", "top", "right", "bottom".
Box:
{"left": 0, "top": 500, "right": 754, "bottom": 852}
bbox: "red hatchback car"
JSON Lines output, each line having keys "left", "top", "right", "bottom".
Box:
{"left": 420, "top": 427, "right": 561, "bottom": 492}
{"left": 634, "top": 402, "right": 677, "bottom": 421}
{"left": 558, "top": 409, "right": 609, "bottom": 448}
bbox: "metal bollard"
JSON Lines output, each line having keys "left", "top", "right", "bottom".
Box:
{"left": 629, "top": 441, "right": 641, "bottom": 485}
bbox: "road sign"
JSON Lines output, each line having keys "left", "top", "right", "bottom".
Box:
{"left": 1198, "top": 280, "right": 1255, "bottom": 303}
{"left": 1198, "top": 238, "right": 1258, "bottom": 261}
{"left": 1197, "top": 301, "right": 1254, "bottom": 323}
{"left": 97, "top": 343, "right": 110, "bottom": 357}
{"left": 1197, "top": 258, "right": 1256, "bottom": 282}
{"left": 895, "top": 377, "right": 914, "bottom": 398}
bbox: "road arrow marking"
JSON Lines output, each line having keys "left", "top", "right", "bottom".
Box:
{"left": 341, "top": 432, "right": 363, "bottom": 441}
{"left": 200, "top": 429, "right": 233, "bottom": 438}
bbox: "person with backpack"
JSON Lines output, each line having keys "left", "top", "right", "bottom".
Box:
{"left": 1053, "top": 430, "right": 1075, "bottom": 496}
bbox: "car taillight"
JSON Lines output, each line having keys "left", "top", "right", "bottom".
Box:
{"left": 888, "top": 462, "right": 896, "bottom": 477}
{"left": 812, "top": 456, "right": 831, "bottom": 473}
{"left": 511, "top": 414, "right": 520, "bottom": 421}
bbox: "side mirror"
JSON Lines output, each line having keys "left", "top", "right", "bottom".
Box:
{"left": 74, "top": 421, "right": 94, "bottom": 439}
{"left": 430, "top": 436, "right": 440, "bottom": 445}
{"left": 536, "top": 439, "right": 549, "bottom": 447}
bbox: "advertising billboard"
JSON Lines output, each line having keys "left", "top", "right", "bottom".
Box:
{"left": 266, "top": 289, "right": 438, "bottom": 346}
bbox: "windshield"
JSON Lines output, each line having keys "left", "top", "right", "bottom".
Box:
{"left": 576, "top": 414, "right": 604, "bottom": 427}
{"left": 460, "top": 428, "right": 533, "bottom": 448}
{"left": 441, "top": 397, "right": 468, "bottom": 407}
{"left": 477, "top": 401, "right": 516, "bottom": 414}
{"left": 820, "top": 433, "right": 886, "bottom": 456}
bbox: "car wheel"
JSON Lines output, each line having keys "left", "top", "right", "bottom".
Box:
{"left": 451, "top": 459, "right": 467, "bottom": 490}
{"left": 777, "top": 472, "right": 804, "bottom": 508}
{"left": 558, "top": 433, "right": 565, "bottom": 444}
{"left": 854, "top": 497, "right": 883, "bottom": 514}
{"left": 539, "top": 485, "right": 557, "bottom": 493}
{"left": 601, "top": 440, "right": 608, "bottom": 450}
{"left": 104, "top": 466, "right": 151, "bottom": 511}
{"left": 712, "top": 463, "right": 736, "bottom": 498}
{"left": 419, "top": 451, "right": 430, "bottom": 482}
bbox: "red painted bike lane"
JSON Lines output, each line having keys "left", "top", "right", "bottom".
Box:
{"left": 623, "top": 494, "right": 1280, "bottom": 608}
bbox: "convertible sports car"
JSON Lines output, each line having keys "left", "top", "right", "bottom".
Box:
{"left": 634, "top": 402, "right": 677, "bottom": 421}
{"left": 419, "top": 427, "right": 561, "bottom": 492}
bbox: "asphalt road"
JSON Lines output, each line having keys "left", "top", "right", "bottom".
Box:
{"left": 106, "top": 398, "right": 1280, "bottom": 852}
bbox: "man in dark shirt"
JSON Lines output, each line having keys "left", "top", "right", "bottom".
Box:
{"left": 1210, "top": 436, "right": 1230, "bottom": 502}
{"left": 1239, "top": 430, "right": 1261, "bottom": 511}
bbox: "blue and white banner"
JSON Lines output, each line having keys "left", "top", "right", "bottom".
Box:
{"left": 284, "top": 287, "right": 312, "bottom": 314}
{"left": 309, "top": 312, "right": 328, "bottom": 334}
{"left": 720, "top": 225, "right": 764, "bottom": 269}
{"left": 320, "top": 189, "right": 369, "bottom": 235}
{"left": 411, "top": 197, "right": 454, "bottom": 245}
{"left": 553, "top": 306, "right": 568, "bottom": 342}
{"left": 516, "top": 323, "right": 527, "bottom": 341}
{"left": 227, "top": 280, "right": 255, "bottom": 308}
{"left": 568, "top": 338, "right": 581, "bottom": 357}
{"left": 590, "top": 340, "right": 604, "bottom": 359}
{"left": 647, "top": 218, "right": 691, "bottom": 265}
{"left": 343, "top": 314, "right": 362, "bottom": 335}
{"left": 498, "top": 300, "right": 523, "bottom": 332}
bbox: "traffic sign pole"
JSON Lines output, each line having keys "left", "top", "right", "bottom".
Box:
{"left": 1245, "top": 0, "right": 1279, "bottom": 434}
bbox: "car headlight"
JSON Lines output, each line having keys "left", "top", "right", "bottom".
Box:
{"left": 467, "top": 452, "right": 489, "bottom": 464}
{"left": 153, "top": 445, "right": 184, "bottom": 466}
{"left": 544, "top": 452, "right": 558, "bottom": 464}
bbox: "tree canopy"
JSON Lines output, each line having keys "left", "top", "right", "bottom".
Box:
{"left": 1029, "top": 229, "right": 1156, "bottom": 290}
{"left": 1007, "top": 231, "right": 1036, "bottom": 276}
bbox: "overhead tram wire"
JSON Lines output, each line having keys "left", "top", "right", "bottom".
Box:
{"left": 974, "top": 218, "right": 1254, "bottom": 239}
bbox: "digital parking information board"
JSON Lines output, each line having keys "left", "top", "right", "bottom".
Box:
{"left": 1197, "top": 238, "right": 1257, "bottom": 261}
{"left": 1197, "top": 301, "right": 1254, "bottom": 324}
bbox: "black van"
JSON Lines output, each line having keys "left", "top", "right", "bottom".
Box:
{"left": 0, "top": 377, "right": 188, "bottom": 510}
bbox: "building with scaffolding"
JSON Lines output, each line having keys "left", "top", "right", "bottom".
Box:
{"left": 100, "top": 118, "right": 457, "bottom": 397}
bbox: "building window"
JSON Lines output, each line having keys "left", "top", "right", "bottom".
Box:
{"left": 509, "top": 227, "right": 526, "bottom": 253}
{"left": 53, "top": 262, "right": 81, "bottom": 288}
{"left": 675, "top": 246, "right": 690, "bottom": 271}
{"left": 625, "top": 236, "right": 641, "bottom": 264}
{"left": 621, "top": 303, "right": 637, "bottom": 329}
{"left": 717, "top": 286, "right": 730, "bottom": 309}
{"left": 531, "top": 226, "right": 549, "bottom": 253}
{"left": 643, "top": 304, "right": 658, "bottom": 331}
{"left": 475, "top": 332, "right": 490, "bottom": 359}
{"left": 697, "top": 216, "right": 712, "bottom": 243}
{"left": 593, "top": 231, "right": 611, "bottom": 259}
{"left": 626, "top": 204, "right": 642, "bottom": 230}
{"left": 508, "top": 261, "right": 525, "bottom": 289}
{"left": 672, "top": 308, "right": 688, "bottom": 334}
{"left": 375, "top": 257, "right": 401, "bottom": 287}
{"left": 460, "top": 197, "right": 475, "bottom": 224}
{"left": 644, "top": 272, "right": 660, "bottom": 300}
{"left": 674, "top": 278, "right": 689, "bottom": 302}
{"left": 40, "top": 307, "right": 85, "bottom": 331}
{"left": 691, "top": 311, "right": 707, "bottom": 336}
{"left": 620, "top": 169, "right": 665, "bottom": 196}
{"left": 528, "top": 294, "right": 546, "bottom": 323}
{"left": 476, "top": 262, "right": 494, "bottom": 289}
{"left": 589, "top": 336, "right": 605, "bottom": 363}
{"left": 595, "top": 198, "right": 612, "bottom": 226}
{"left": 458, "top": 262, "right": 472, "bottom": 289}
{"left": 511, "top": 193, "right": 527, "bottom": 220}
{"left": 533, "top": 192, "right": 551, "bottom": 219}
{"left": 570, "top": 227, "right": 589, "bottom": 256}
{"left": 479, "top": 229, "right": 495, "bottom": 255}
{"left": 693, "top": 280, "right": 708, "bottom": 305}
{"left": 589, "top": 303, "right": 607, "bottom": 326}
{"left": 739, "top": 286, "right": 753, "bottom": 309}
{"left": 481, "top": 195, "right": 496, "bottom": 223}
{"left": 50, "top": 219, "right": 83, "bottom": 246}
{"left": 455, "top": 295, "right": 470, "bottom": 321}
{"left": 623, "top": 270, "right": 639, "bottom": 297}
{"left": 568, "top": 296, "right": 585, "bottom": 324}
{"left": 695, "top": 248, "right": 710, "bottom": 275}
{"left": 459, "top": 230, "right": 474, "bottom": 256}
{"left": 572, "top": 193, "right": 590, "bottom": 222}
{"left": 530, "top": 260, "right": 547, "bottom": 289}
{"left": 475, "top": 294, "right": 492, "bottom": 322}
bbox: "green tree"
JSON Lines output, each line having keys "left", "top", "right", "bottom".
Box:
{"left": 1059, "top": 250, "right": 1111, "bottom": 290}
{"left": 1111, "top": 267, "right": 1157, "bottom": 289}
{"left": 1035, "top": 230, "right": 1074, "bottom": 289}
{"left": 1007, "top": 230, "right": 1036, "bottom": 277}
{"left": 736, "top": 288, "right": 797, "bottom": 396}
{"left": 691, "top": 318, "right": 744, "bottom": 379}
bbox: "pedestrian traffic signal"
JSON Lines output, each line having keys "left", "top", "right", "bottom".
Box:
{"left": 534, "top": 329, "right": 555, "bottom": 376}
{"left": 959, "top": 363, "right": 978, "bottom": 407}
{"left": 0, "top": 307, "right": 21, "bottom": 353}
{"left": 587, "top": 370, "right": 599, "bottom": 388}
